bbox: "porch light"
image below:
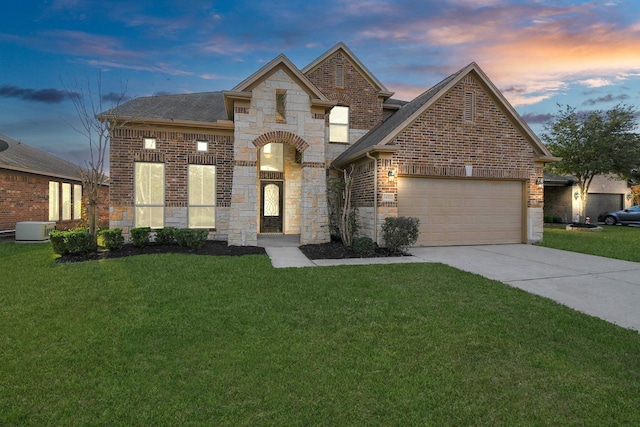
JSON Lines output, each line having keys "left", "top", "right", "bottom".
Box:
{"left": 627, "top": 193, "right": 632, "bottom": 200}
{"left": 388, "top": 169, "right": 396, "bottom": 182}
{"left": 574, "top": 191, "right": 580, "bottom": 200}
{"left": 535, "top": 178, "right": 543, "bottom": 186}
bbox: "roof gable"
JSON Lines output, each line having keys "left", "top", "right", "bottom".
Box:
{"left": 333, "top": 62, "right": 557, "bottom": 167}
{"left": 232, "top": 54, "right": 328, "bottom": 101}
{"left": 302, "top": 42, "right": 393, "bottom": 98}
{"left": 0, "top": 134, "right": 84, "bottom": 181}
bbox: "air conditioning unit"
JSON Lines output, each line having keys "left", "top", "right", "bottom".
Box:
{"left": 15, "top": 221, "right": 56, "bottom": 242}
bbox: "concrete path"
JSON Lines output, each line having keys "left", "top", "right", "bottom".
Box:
{"left": 265, "top": 243, "right": 640, "bottom": 332}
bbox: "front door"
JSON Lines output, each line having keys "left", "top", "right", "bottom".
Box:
{"left": 260, "top": 181, "right": 283, "bottom": 233}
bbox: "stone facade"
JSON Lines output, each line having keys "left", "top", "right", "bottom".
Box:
{"left": 227, "top": 69, "right": 329, "bottom": 245}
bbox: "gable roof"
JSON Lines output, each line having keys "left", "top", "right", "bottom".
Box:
{"left": 302, "top": 42, "right": 394, "bottom": 98}
{"left": 333, "top": 62, "right": 559, "bottom": 167}
{"left": 0, "top": 134, "right": 84, "bottom": 181}
{"left": 224, "top": 54, "right": 334, "bottom": 119}
{"left": 103, "top": 92, "right": 230, "bottom": 127}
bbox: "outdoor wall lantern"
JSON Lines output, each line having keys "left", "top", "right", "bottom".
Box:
{"left": 574, "top": 191, "right": 580, "bottom": 200}
{"left": 388, "top": 169, "right": 396, "bottom": 182}
{"left": 535, "top": 178, "right": 543, "bottom": 186}
{"left": 627, "top": 193, "right": 632, "bottom": 201}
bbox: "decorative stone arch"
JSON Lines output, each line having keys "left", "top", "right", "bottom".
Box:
{"left": 327, "top": 92, "right": 352, "bottom": 106}
{"left": 252, "top": 131, "right": 309, "bottom": 153}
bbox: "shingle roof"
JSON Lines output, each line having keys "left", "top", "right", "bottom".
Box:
{"left": 0, "top": 134, "right": 83, "bottom": 181}
{"left": 332, "top": 67, "right": 463, "bottom": 166}
{"left": 106, "top": 92, "right": 227, "bottom": 123}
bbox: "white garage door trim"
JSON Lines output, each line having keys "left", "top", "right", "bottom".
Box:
{"left": 397, "top": 177, "right": 524, "bottom": 246}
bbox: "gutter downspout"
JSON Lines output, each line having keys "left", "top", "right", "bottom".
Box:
{"left": 366, "top": 152, "right": 378, "bottom": 244}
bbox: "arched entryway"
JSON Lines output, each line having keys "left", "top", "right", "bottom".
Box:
{"left": 253, "top": 132, "right": 308, "bottom": 235}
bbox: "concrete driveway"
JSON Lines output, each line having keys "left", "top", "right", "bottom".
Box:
{"left": 409, "top": 244, "right": 640, "bottom": 332}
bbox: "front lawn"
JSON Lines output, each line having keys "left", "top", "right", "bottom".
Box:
{"left": 2, "top": 242, "right": 640, "bottom": 425}
{"left": 540, "top": 225, "right": 640, "bottom": 262}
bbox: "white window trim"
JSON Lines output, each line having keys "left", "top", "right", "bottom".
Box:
{"left": 196, "top": 141, "right": 208, "bottom": 152}
{"left": 134, "top": 162, "right": 165, "bottom": 228}
{"left": 329, "top": 105, "right": 349, "bottom": 143}
{"left": 188, "top": 164, "right": 216, "bottom": 228}
{"left": 49, "top": 181, "right": 59, "bottom": 221}
{"left": 143, "top": 137, "right": 157, "bottom": 150}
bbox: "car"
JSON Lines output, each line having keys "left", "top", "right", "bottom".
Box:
{"left": 598, "top": 205, "right": 640, "bottom": 225}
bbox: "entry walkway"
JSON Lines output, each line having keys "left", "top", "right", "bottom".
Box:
{"left": 264, "top": 243, "right": 640, "bottom": 332}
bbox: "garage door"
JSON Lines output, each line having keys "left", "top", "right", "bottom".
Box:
{"left": 397, "top": 178, "right": 523, "bottom": 246}
{"left": 585, "top": 194, "right": 623, "bottom": 223}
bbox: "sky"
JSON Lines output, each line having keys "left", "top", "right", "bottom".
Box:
{"left": 1, "top": 0, "right": 639, "bottom": 171}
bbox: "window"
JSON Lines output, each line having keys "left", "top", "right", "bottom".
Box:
{"left": 260, "top": 143, "right": 284, "bottom": 172}
{"left": 62, "top": 183, "right": 71, "bottom": 220}
{"left": 276, "top": 90, "right": 286, "bottom": 123}
{"left": 73, "top": 184, "right": 82, "bottom": 220}
{"left": 329, "top": 105, "right": 349, "bottom": 143}
{"left": 197, "top": 141, "right": 208, "bottom": 152}
{"left": 464, "top": 92, "right": 475, "bottom": 122}
{"left": 336, "top": 64, "right": 344, "bottom": 88}
{"left": 143, "top": 137, "right": 156, "bottom": 150}
{"left": 135, "top": 162, "right": 164, "bottom": 228}
{"left": 49, "top": 181, "right": 59, "bottom": 221}
{"left": 188, "top": 165, "right": 216, "bottom": 228}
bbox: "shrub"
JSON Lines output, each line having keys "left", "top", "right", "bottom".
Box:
{"left": 544, "top": 215, "right": 554, "bottom": 224}
{"left": 174, "top": 228, "right": 208, "bottom": 249}
{"left": 50, "top": 229, "right": 96, "bottom": 255}
{"left": 130, "top": 227, "right": 151, "bottom": 247}
{"left": 99, "top": 228, "right": 124, "bottom": 251}
{"left": 66, "top": 230, "right": 95, "bottom": 254}
{"left": 49, "top": 230, "right": 69, "bottom": 255}
{"left": 155, "top": 227, "right": 176, "bottom": 245}
{"left": 352, "top": 236, "right": 376, "bottom": 256}
{"left": 381, "top": 216, "right": 420, "bottom": 255}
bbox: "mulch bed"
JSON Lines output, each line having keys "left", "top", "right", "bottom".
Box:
{"left": 298, "top": 240, "right": 405, "bottom": 260}
{"left": 55, "top": 240, "right": 266, "bottom": 263}
{"left": 55, "top": 239, "right": 407, "bottom": 263}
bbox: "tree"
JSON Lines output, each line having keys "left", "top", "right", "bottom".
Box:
{"left": 66, "top": 74, "right": 128, "bottom": 243}
{"left": 543, "top": 104, "right": 640, "bottom": 221}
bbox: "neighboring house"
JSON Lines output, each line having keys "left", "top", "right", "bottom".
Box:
{"left": 105, "top": 42, "right": 557, "bottom": 247}
{"left": 544, "top": 172, "right": 633, "bottom": 223}
{"left": 0, "top": 134, "right": 109, "bottom": 232}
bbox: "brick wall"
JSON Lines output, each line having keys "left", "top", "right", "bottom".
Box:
{"left": 392, "top": 74, "right": 542, "bottom": 208}
{"left": 0, "top": 169, "right": 108, "bottom": 231}
{"left": 305, "top": 51, "right": 384, "bottom": 131}
{"left": 110, "top": 127, "right": 234, "bottom": 209}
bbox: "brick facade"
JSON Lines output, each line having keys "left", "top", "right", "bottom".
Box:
{"left": 305, "top": 51, "right": 385, "bottom": 132}
{"left": 109, "top": 126, "right": 234, "bottom": 238}
{"left": 107, "top": 44, "right": 553, "bottom": 246}
{"left": 0, "top": 169, "right": 108, "bottom": 231}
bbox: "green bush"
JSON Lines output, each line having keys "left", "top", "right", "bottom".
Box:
{"left": 174, "top": 228, "right": 208, "bottom": 249}
{"left": 544, "top": 215, "right": 554, "bottom": 224}
{"left": 50, "top": 229, "right": 96, "bottom": 255}
{"left": 381, "top": 216, "right": 420, "bottom": 255}
{"left": 155, "top": 227, "right": 176, "bottom": 245}
{"left": 352, "top": 236, "right": 376, "bottom": 256}
{"left": 130, "top": 227, "right": 151, "bottom": 247}
{"left": 49, "top": 230, "right": 69, "bottom": 255}
{"left": 99, "top": 228, "right": 124, "bottom": 251}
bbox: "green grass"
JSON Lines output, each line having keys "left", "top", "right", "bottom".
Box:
{"left": 2, "top": 242, "right": 640, "bottom": 425}
{"left": 540, "top": 225, "right": 640, "bottom": 262}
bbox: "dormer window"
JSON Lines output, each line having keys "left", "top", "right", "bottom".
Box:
{"left": 276, "top": 90, "right": 286, "bottom": 123}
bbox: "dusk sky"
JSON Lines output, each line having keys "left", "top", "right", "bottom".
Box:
{"left": 1, "top": 0, "right": 639, "bottom": 170}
